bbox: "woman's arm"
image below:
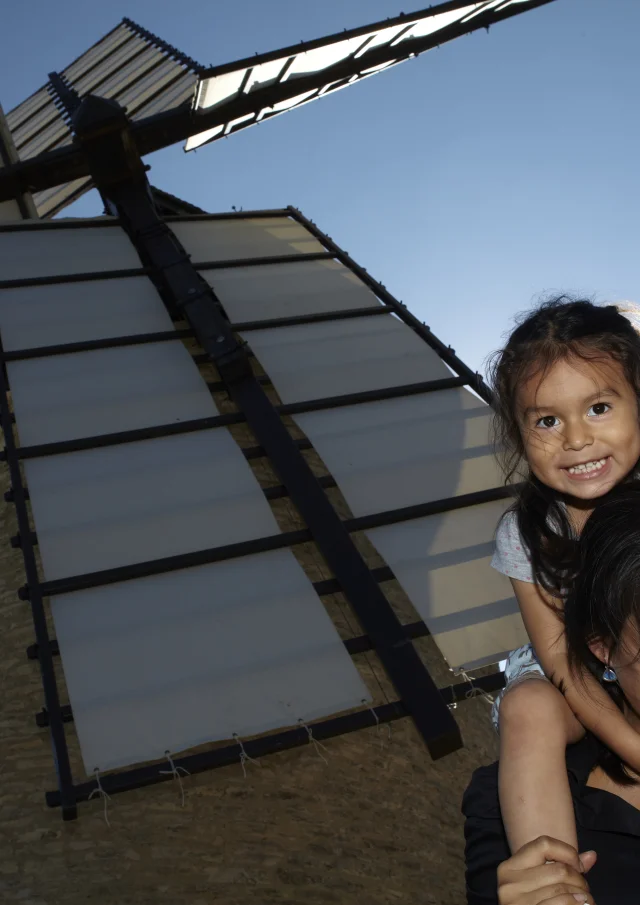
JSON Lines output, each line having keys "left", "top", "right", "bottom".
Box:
{"left": 462, "top": 764, "right": 596, "bottom": 904}
{"left": 513, "top": 577, "right": 640, "bottom": 769}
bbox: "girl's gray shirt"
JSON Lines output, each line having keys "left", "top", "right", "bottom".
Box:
{"left": 491, "top": 511, "right": 534, "bottom": 583}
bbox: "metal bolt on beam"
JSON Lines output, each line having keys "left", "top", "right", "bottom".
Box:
{"left": 11, "top": 532, "right": 38, "bottom": 548}
{"left": 5, "top": 487, "right": 30, "bottom": 502}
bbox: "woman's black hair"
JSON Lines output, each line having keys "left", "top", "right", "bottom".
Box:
{"left": 488, "top": 295, "right": 640, "bottom": 596}
{"left": 564, "top": 482, "right": 640, "bottom": 785}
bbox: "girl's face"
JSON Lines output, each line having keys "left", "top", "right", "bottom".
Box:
{"left": 517, "top": 355, "right": 640, "bottom": 507}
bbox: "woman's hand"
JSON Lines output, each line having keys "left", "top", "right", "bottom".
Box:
{"left": 497, "top": 836, "right": 598, "bottom": 904}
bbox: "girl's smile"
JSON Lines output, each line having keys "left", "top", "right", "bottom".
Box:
{"left": 517, "top": 355, "right": 640, "bottom": 508}
{"left": 562, "top": 455, "right": 611, "bottom": 481}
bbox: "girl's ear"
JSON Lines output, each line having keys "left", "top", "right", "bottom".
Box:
{"left": 588, "top": 637, "right": 612, "bottom": 666}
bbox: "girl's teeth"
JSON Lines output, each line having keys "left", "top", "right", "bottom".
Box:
{"left": 567, "top": 458, "right": 607, "bottom": 475}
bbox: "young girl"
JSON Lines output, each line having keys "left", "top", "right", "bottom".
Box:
{"left": 488, "top": 295, "right": 640, "bottom": 855}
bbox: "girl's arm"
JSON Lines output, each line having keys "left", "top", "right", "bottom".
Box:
{"left": 513, "top": 576, "right": 640, "bottom": 768}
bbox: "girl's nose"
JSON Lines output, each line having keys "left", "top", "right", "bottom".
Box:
{"left": 562, "top": 422, "right": 594, "bottom": 452}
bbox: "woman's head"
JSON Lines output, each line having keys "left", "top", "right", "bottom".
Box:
{"left": 490, "top": 297, "right": 640, "bottom": 503}
{"left": 565, "top": 483, "right": 640, "bottom": 782}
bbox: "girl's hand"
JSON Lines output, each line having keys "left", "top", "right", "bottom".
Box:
{"left": 497, "top": 836, "right": 597, "bottom": 904}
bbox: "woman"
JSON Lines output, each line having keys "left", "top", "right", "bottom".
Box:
{"left": 463, "top": 483, "right": 640, "bottom": 904}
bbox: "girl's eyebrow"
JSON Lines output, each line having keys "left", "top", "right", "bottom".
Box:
{"left": 583, "top": 387, "right": 621, "bottom": 402}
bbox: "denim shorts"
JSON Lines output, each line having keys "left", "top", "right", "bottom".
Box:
{"left": 491, "top": 642, "right": 547, "bottom": 732}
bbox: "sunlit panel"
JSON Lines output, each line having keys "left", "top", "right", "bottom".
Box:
{"left": 367, "top": 501, "right": 527, "bottom": 669}
{"left": 246, "top": 58, "right": 290, "bottom": 93}
{"left": 242, "top": 314, "right": 451, "bottom": 404}
{"left": 200, "top": 258, "right": 381, "bottom": 323}
{"left": 462, "top": 0, "right": 503, "bottom": 20}
{"left": 53, "top": 549, "right": 371, "bottom": 772}
{"left": 284, "top": 36, "right": 369, "bottom": 81}
{"left": 171, "top": 216, "right": 324, "bottom": 262}
{"left": 354, "top": 24, "right": 409, "bottom": 56}
{"left": 294, "top": 388, "right": 500, "bottom": 517}
{"left": 185, "top": 124, "right": 224, "bottom": 148}
{"left": 198, "top": 69, "right": 249, "bottom": 110}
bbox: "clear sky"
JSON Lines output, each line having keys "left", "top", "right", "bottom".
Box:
{"left": 1, "top": 0, "right": 638, "bottom": 375}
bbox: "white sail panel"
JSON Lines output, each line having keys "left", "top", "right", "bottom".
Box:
{"left": 200, "top": 258, "right": 382, "bottom": 323}
{"left": 242, "top": 315, "right": 450, "bottom": 404}
{"left": 8, "top": 341, "right": 216, "bottom": 446}
{"left": 367, "top": 501, "right": 527, "bottom": 669}
{"left": 24, "top": 429, "right": 281, "bottom": 580}
{"left": 53, "top": 550, "right": 371, "bottom": 772}
{"left": 171, "top": 216, "right": 324, "bottom": 262}
{"left": 0, "top": 276, "right": 172, "bottom": 351}
{"left": 294, "top": 388, "right": 501, "bottom": 517}
{"left": 0, "top": 223, "right": 141, "bottom": 281}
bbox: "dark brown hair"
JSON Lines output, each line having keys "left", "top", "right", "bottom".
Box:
{"left": 488, "top": 296, "right": 640, "bottom": 596}
{"left": 564, "top": 482, "right": 640, "bottom": 784}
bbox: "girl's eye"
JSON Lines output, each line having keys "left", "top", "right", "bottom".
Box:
{"left": 536, "top": 415, "right": 559, "bottom": 429}
{"left": 588, "top": 402, "right": 611, "bottom": 417}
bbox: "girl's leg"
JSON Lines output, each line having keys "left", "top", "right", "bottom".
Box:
{"left": 498, "top": 677, "right": 584, "bottom": 854}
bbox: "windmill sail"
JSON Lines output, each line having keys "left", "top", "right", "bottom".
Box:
{"left": 0, "top": 0, "right": 556, "bottom": 217}
{"left": 185, "top": 0, "right": 555, "bottom": 150}
{"left": 0, "top": 204, "right": 524, "bottom": 816}
{"left": 4, "top": 19, "right": 201, "bottom": 217}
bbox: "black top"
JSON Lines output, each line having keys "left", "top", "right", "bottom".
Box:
{"left": 462, "top": 735, "right": 640, "bottom": 905}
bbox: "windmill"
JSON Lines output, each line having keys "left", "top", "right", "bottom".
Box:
{"left": 0, "top": 0, "right": 553, "bottom": 831}
{"left": 2, "top": 1, "right": 556, "bottom": 217}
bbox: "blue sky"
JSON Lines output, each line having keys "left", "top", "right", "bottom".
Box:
{"left": 1, "top": 0, "right": 638, "bottom": 374}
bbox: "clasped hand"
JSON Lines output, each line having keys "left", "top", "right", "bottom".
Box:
{"left": 497, "top": 836, "right": 597, "bottom": 905}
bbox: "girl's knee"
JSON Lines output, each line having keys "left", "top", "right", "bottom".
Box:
{"left": 499, "top": 678, "right": 564, "bottom": 730}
